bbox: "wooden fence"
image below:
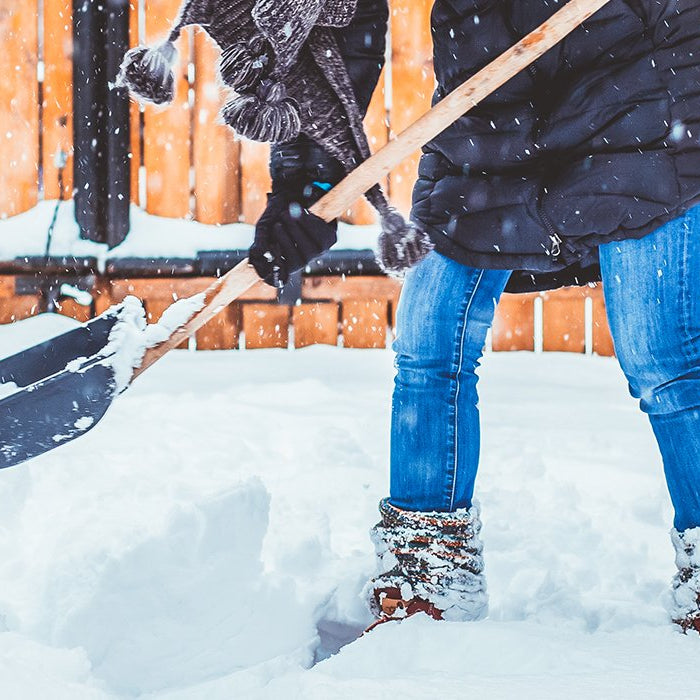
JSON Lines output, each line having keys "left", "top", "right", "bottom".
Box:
{"left": 0, "top": 0, "right": 434, "bottom": 223}
{"left": 0, "top": 1, "right": 617, "bottom": 356}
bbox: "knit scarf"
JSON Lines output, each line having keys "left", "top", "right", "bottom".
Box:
{"left": 117, "top": 0, "right": 432, "bottom": 273}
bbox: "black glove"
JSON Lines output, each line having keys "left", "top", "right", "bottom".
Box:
{"left": 249, "top": 185, "right": 337, "bottom": 287}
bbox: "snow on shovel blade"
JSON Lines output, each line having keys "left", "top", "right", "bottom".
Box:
{"left": 0, "top": 299, "right": 148, "bottom": 469}
{"left": 0, "top": 315, "right": 119, "bottom": 388}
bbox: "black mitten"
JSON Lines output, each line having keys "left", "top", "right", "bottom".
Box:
{"left": 249, "top": 185, "right": 337, "bottom": 287}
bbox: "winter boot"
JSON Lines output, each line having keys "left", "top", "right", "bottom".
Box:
{"left": 363, "top": 498, "right": 488, "bottom": 628}
{"left": 670, "top": 527, "right": 700, "bottom": 633}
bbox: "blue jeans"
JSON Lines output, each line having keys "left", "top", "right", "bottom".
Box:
{"left": 391, "top": 205, "right": 700, "bottom": 532}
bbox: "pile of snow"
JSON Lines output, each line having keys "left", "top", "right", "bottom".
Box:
{"left": 99, "top": 293, "right": 208, "bottom": 391}
{"left": 0, "top": 315, "right": 699, "bottom": 698}
{"left": 142, "top": 293, "right": 206, "bottom": 347}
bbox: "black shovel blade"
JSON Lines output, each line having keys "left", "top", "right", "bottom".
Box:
{"left": 0, "top": 359, "right": 118, "bottom": 469}
{"left": 0, "top": 314, "right": 118, "bottom": 388}
{"left": 0, "top": 308, "right": 133, "bottom": 469}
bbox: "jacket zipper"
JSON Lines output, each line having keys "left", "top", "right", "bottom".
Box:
{"left": 536, "top": 192, "right": 563, "bottom": 258}
{"left": 506, "top": 8, "right": 576, "bottom": 261}
{"left": 528, "top": 63, "right": 566, "bottom": 259}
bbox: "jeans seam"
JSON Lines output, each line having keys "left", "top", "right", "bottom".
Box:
{"left": 681, "top": 215, "right": 692, "bottom": 363}
{"left": 449, "top": 269, "right": 485, "bottom": 511}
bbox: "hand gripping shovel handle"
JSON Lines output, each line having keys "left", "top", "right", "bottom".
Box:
{"left": 132, "top": 0, "right": 612, "bottom": 380}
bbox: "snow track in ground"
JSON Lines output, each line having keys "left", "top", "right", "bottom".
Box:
{"left": 1, "top": 316, "right": 699, "bottom": 697}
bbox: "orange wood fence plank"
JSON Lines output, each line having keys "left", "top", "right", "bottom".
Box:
{"left": 193, "top": 29, "right": 240, "bottom": 224}
{"left": 492, "top": 293, "right": 536, "bottom": 352}
{"left": 542, "top": 287, "right": 586, "bottom": 353}
{"left": 108, "top": 276, "right": 274, "bottom": 302}
{"left": 242, "top": 304, "right": 289, "bottom": 349}
{"left": 389, "top": 0, "right": 433, "bottom": 216}
{"left": 196, "top": 304, "right": 240, "bottom": 350}
{"left": 304, "top": 277, "right": 398, "bottom": 350}
{"left": 0, "top": 278, "right": 15, "bottom": 298}
{"left": 108, "top": 277, "right": 208, "bottom": 301}
{"left": 143, "top": 0, "right": 191, "bottom": 218}
{"left": 303, "top": 276, "right": 402, "bottom": 302}
{"left": 93, "top": 279, "right": 112, "bottom": 316}
{"left": 0, "top": 276, "right": 40, "bottom": 323}
{"left": 342, "top": 299, "right": 388, "bottom": 349}
{"left": 0, "top": 297, "right": 40, "bottom": 324}
{"left": 293, "top": 303, "right": 339, "bottom": 348}
{"left": 237, "top": 280, "right": 277, "bottom": 301}
{"left": 43, "top": 0, "right": 73, "bottom": 200}
{"left": 0, "top": 0, "right": 39, "bottom": 218}
{"left": 389, "top": 284, "right": 403, "bottom": 330}
{"left": 240, "top": 142, "right": 271, "bottom": 224}
{"left": 591, "top": 286, "right": 615, "bottom": 357}
{"left": 347, "top": 69, "right": 388, "bottom": 225}
{"left": 365, "top": 70, "right": 389, "bottom": 157}
{"left": 56, "top": 298, "right": 92, "bottom": 323}
{"left": 0, "top": 277, "right": 21, "bottom": 325}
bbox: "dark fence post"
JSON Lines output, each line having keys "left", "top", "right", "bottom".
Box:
{"left": 72, "top": 0, "right": 131, "bottom": 248}
{"left": 72, "top": 0, "right": 102, "bottom": 242}
{"left": 105, "top": 0, "right": 131, "bottom": 248}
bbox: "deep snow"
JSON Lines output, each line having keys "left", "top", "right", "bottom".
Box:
{"left": 1, "top": 314, "right": 699, "bottom": 698}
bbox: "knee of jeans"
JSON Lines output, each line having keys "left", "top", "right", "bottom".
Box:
{"left": 393, "top": 333, "right": 481, "bottom": 387}
{"left": 616, "top": 345, "right": 700, "bottom": 414}
{"left": 393, "top": 342, "right": 448, "bottom": 386}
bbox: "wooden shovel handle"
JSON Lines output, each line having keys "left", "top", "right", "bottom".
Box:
{"left": 133, "top": 0, "right": 611, "bottom": 379}
{"left": 133, "top": 259, "right": 260, "bottom": 378}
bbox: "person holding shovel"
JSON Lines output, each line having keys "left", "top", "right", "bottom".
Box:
{"left": 121, "top": 0, "right": 700, "bottom": 632}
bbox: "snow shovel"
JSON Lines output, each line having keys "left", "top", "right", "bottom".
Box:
{"left": 0, "top": 303, "right": 141, "bottom": 467}
{"left": 0, "top": 0, "right": 612, "bottom": 469}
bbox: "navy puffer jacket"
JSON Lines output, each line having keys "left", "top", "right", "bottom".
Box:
{"left": 415, "top": 0, "right": 700, "bottom": 291}
{"left": 274, "top": 0, "right": 700, "bottom": 292}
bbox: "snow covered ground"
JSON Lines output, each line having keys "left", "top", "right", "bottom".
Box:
{"left": 1, "top": 315, "right": 699, "bottom": 698}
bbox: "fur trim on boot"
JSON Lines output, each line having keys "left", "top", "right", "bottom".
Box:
{"left": 670, "top": 527, "right": 700, "bottom": 633}
{"left": 363, "top": 499, "right": 488, "bottom": 624}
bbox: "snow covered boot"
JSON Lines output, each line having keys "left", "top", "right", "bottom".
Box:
{"left": 364, "top": 498, "right": 488, "bottom": 628}
{"left": 670, "top": 527, "right": 700, "bottom": 633}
